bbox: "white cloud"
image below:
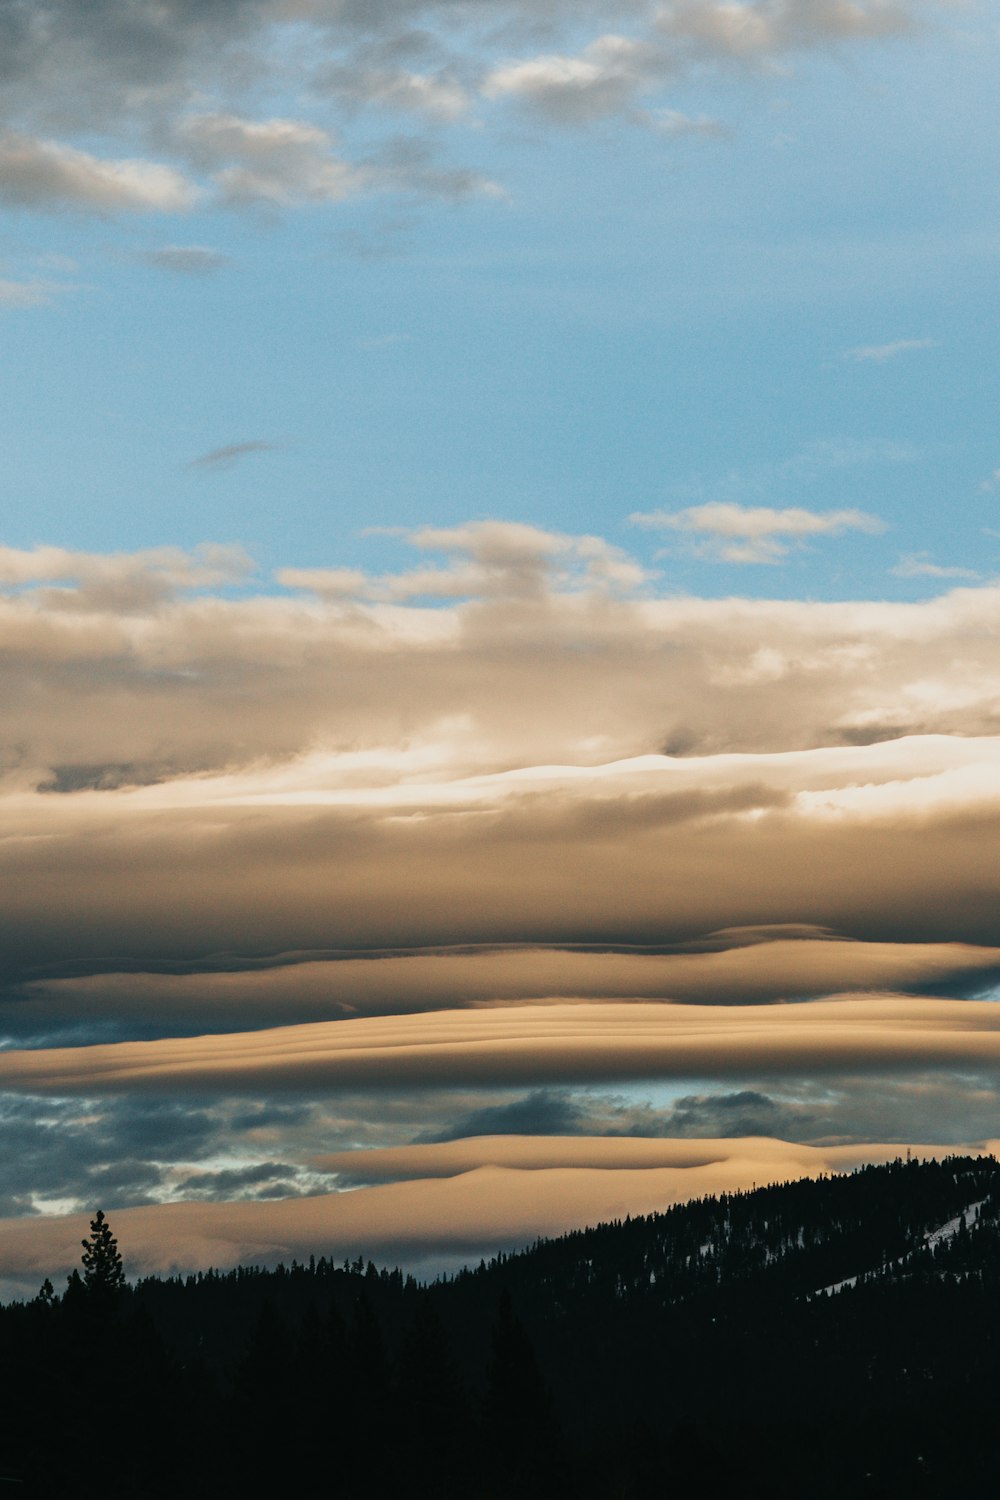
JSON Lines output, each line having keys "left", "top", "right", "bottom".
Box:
{"left": 631, "top": 501, "right": 885, "bottom": 563}
{"left": 324, "top": 66, "right": 472, "bottom": 121}
{"left": 0, "top": 277, "right": 73, "bottom": 308}
{"left": 483, "top": 34, "right": 662, "bottom": 123}
{"left": 276, "top": 566, "right": 370, "bottom": 597}
{"left": 655, "top": 0, "right": 914, "bottom": 57}
{"left": 645, "top": 108, "right": 728, "bottom": 136}
{"left": 0, "top": 542, "right": 254, "bottom": 613}
{"left": 843, "top": 337, "right": 937, "bottom": 363}
{"left": 176, "top": 114, "right": 364, "bottom": 206}
{"left": 481, "top": 1, "right": 915, "bottom": 127}
{"left": 278, "top": 521, "right": 649, "bottom": 602}
{"left": 892, "top": 553, "right": 980, "bottom": 581}
{"left": 0, "top": 130, "right": 198, "bottom": 213}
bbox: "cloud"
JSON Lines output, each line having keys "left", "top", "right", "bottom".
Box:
{"left": 3, "top": 527, "right": 1000, "bottom": 1087}
{"left": 0, "top": 1132, "right": 988, "bottom": 1294}
{"left": 6, "top": 997, "right": 1000, "bottom": 1096}
{"left": 361, "top": 135, "right": 505, "bottom": 201}
{"left": 14, "top": 937, "right": 1000, "bottom": 1042}
{"left": 418, "top": 1089, "right": 589, "bottom": 1144}
{"left": 189, "top": 440, "right": 277, "bottom": 469}
{"left": 0, "top": 130, "right": 198, "bottom": 213}
{"left": 0, "top": 541, "right": 254, "bottom": 612}
{"left": 843, "top": 337, "right": 937, "bottom": 362}
{"left": 141, "top": 244, "right": 231, "bottom": 276}
{"left": 480, "top": 1, "right": 915, "bottom": 126}
{"left": 320, "top": 65, "right": 472, "bottom": 121}
{"left": 892, "top": 553, "right": 980, "bottom": 581}
{"left": 277, "top": 520, "right": 647, "bottom": 601}
{"left": 483, "top": 35, "right": 665, "bottom": 124}
{"left": 0, "top": 277, "right": 74, "bottom": 308}
{"left": 175, "top": 113, "right": 363, "bottom": 206}
{"left": 3, "top": 533, "right": 1000, "bottom": 1003}
{"left": 653, "top": 0, "right": 915, "bottom": 57}
{"left": 630, "top": 501, "right": 886, "bottom": 563}
{"left": 0, "top": 0, "right": 930, "bottom": 205}
{"left": 314, "top": 1131, "right": 967, "bottom": 1185}
{"left": 645, "top": 108, "right": 727, "bottom": 137}
{"left": 275, "top": 566, "right": 370, "bottom": 597}
{"left": 0, "top": 0, "right": 939, "bottom": 240}
{"left": 398, "top": 519, "right": 649, "bottom": 595}
{"left": 410, "top": 1078, "right": 989, "bottom": 1151}
{"left": 0, "top": 1092, "right": 222, "bottom": 1218}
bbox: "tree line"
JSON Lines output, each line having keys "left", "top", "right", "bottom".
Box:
{"left": 3, "top": 1157, "right": 1000, "bottom": 1496}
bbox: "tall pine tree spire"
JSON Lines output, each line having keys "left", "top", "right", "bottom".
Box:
{"left": 80, "top": 1209, "right": 125, "bottom": 1299}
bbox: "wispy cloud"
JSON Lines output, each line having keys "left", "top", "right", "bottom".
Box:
{"left": 0, "top": 276, "right": 75, "bottom": 308}
{"left": 189, "top": 440, "right": 277, "bottom": 470}
{"left": 175, "top": 114, "right": 363, "bottom": 208}
{"left": 0, "top": 130, "right": 198, "bottom": 214}
{"left": 892, "top": 553, "right": 980, "bottom": 581}
{"left": 843, "top": 337, "right": 937, "bottom": 363}
{"left": 631, "top": 501, "right": 885, "bottom": 564}
{"left": 141, "top": 245, "right": 231, "bottom": 276}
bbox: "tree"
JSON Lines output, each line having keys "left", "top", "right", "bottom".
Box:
{"left": 80, "top": 1209, "right": 125, "bottom": 1300}
{"left": 481, "top": 1291, "right": 559, "bottom": 1496}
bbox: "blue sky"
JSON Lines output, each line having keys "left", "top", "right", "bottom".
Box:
{"left": 1, "top": 0, "right": 998, "bottom": 597}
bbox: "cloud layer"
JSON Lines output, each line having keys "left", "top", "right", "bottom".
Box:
{"left": 0, "top": 0, "right": 939, "bottom": 215}
{"left": 0, "top": 1133, "right": 983, "bottom": 1297}
{"left": 5, "top": 998, "right": 1000, "bottom": 1096}
{"left": 2, "top": 522, "right": 999, "bottom": 1283}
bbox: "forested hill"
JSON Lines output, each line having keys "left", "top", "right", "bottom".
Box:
{"left": 4, "top": 1153, "right": 1000, "bottom": 1498}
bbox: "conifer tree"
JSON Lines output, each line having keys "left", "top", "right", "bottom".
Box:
{"left": 80, "top": 1209, "right": 125, "bottom": 1299}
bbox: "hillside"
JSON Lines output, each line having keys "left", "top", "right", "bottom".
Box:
{"left": 3, "top": 1153, "right": 1000, "bottom": 1497}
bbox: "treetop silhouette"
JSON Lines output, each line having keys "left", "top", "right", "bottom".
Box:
{"left": 80, "top": 1209, "right": 125, "bottom": 1298}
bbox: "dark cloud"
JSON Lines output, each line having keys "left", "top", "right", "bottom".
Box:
{"left": 37, "top": 762, "right": 176, "bottom": 794}
{"left": 0, "top": 1093, "right": 248, "bottom": 1216}
{"left": 141, "top": 245, "right": 231, "bottom": 275}
{"left": 413, "top": 1074, "right": 1000, "bottom": 1154}
{"left": 420, "top": 1088, "right": 587, "bottom": 1142}
{"left": 189, "top": 439, "right": 277, "bottom": 469}
{"left": 7, "top": 936, "right": 999, "bottom": 1051}
{"left": 174, "top": 1162, "right": 307, "bottom": 1199}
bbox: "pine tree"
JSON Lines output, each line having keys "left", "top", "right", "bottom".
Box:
{"left": 80, "top": 1209, "right": 125, "bottom": 1300}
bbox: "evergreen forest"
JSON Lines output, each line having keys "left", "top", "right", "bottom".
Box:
{"left": 3, "top": 1155, "right": 1000, "bottom": 1497}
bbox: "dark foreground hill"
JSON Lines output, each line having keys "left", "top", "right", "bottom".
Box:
{"left": 3, "top": 1153, "right": 1000, "bottom": 1497}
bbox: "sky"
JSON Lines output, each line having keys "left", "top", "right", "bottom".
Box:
{"left": 1, "top": 0, "right": 1000, "bottom": 1297}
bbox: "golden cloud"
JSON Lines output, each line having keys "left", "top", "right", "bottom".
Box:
{"left": 0, "top": 1134, "right": 989, "bottom": 1291}
{"left": 4, "top": 998, "right": 1000, "bottom": 1095}
{"left": 19, "top": 938, "right": 1000, "bottom": 1035}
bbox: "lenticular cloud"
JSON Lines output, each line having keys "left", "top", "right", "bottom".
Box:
{"left": 2, "top": 531, "right": 1000, "bottom": 1278}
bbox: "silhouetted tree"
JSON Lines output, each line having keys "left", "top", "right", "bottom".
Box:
{"left": 81, "top": 1209, "right": 125, "bottom": 1301}
{"left": 395, "top": 1298, "right": 471, "bottom": 1494}
{"left": 481, "top": 1290, "right": 560, "bottom": 1496}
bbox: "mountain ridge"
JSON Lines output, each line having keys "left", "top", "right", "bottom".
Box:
{"left": 3, "top": 1152, "right": 1000, "bottom": 1497}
